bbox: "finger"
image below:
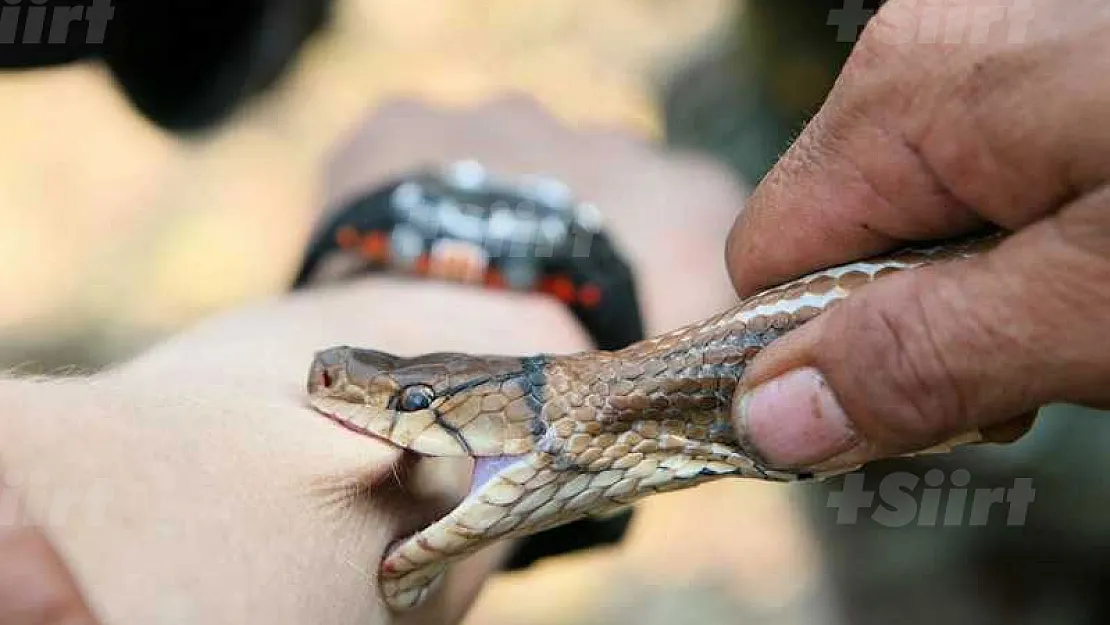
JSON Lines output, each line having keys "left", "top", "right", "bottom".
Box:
{"left": 726, "top": 1, "right": 1110, "bottom": 297}
{"left": 732, "top": 187, "right": 1110, "bottom": 472}
{"left": 0, "top": 492, "right": 100, "bottom": 625}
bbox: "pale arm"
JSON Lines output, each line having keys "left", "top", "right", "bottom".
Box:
{"left": 0, "top": 279, "right": 589, "bottom": 625}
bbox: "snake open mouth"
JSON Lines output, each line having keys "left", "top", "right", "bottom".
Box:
{"left": 316, "top": 406, "right": 525, "bottom": 491}
{"left": 315, "top": 406, "right": 528, "bottom": 547}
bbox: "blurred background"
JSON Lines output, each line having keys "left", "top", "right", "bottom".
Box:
{"left": 2, "top": 1, "right": 1107, "bottom": 624}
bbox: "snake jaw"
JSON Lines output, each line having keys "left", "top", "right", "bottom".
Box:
{"left": 308, "top": 347, "right": 557, "bottom": 608}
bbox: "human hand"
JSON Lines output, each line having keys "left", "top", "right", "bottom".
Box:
{"left": 727, "top": 0, "right": 1110, "bottom": 473}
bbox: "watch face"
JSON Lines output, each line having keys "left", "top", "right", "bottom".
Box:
{"left": 383, "top": 161, "right": 605, "bottom": 289}
{"left": 295, "top": 160, "right": 640, "bottom": 335}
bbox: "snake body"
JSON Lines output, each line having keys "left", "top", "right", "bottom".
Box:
{"left": 307, "top": 234, "right": 1000, "bottom": 610}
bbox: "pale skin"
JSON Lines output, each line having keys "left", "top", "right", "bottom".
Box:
{"left": 0, "top": 99, "right": 744, "bottom": 624}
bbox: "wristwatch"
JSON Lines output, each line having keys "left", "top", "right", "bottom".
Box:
{"left": 294, "top": 160, "right": 645, "bottom": 352}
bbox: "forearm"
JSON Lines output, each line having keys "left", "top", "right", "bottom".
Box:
{"left": 1, "top": 378, "right": 385, "bottom": 623}
{"left": 108, "top": 276, "right": 592, "bottom": 396}
{"left": 0, "top": 277, "right": 590, "bottom": 625}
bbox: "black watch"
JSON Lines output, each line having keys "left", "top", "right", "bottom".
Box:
{"left": 293, "top": 161, "right": 645, "bottom": 352}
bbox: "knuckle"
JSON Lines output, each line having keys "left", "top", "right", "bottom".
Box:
{"left": 482, "top": 93, "right": 548, "bottom": 116}
{"left": 472, "top": 94, "right": 560, "bottom": 130}
{"left": 364, "top": 97, "right": 445, "bottom": 127}
{"left": 851, "top": 0, "right": 932, "bottom": 72}
{"left": 0, "top": 527, "right": 97, "bottom": 624}
{"left": 853, "top": 15, "right": 903, "bottom": 64}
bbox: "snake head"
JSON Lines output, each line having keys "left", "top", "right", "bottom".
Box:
{"left": 309, "top": 346, "right": 563, "bottom": 608}
{"left": 308, "top": 346, "right": 543, "bottom": 458}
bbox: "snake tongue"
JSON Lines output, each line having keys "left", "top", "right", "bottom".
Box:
{"left": 469, "top": 455, "right": 524, "bottom": 496}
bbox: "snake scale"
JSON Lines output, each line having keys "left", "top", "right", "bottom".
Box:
{"left": 307, "top": 234, "right": 1000, "bottom": 610}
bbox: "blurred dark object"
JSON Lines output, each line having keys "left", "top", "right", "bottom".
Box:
{"left": 662, "top": 0, "right": 884, "bottom": 183}
{"left": 0, "top": 0, "right": 333, "bottom": 131}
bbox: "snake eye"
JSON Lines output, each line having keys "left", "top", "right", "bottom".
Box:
{"left": 398, "top": 385, "right": 435, "bottom": 412}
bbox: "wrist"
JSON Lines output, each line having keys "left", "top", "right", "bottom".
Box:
{"left": 109, "top": 276, "right": 591, "bottom": 396}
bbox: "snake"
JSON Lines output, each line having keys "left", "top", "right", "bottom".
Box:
{"left": 306, "top": 233, "right": 1001, "bottom": 610}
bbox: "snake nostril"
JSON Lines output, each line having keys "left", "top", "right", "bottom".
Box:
{"left": 308, "top": 360, "right": 335, "bottom": 393}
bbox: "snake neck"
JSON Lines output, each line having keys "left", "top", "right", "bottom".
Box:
{"left": 541, "top": 311, "right": 792, "bottom": 468}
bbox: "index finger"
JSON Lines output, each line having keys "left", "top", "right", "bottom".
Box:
{"left": 0, "top": 490, "right": 100, "bottom": 624}
{"left": 725, "top": 0, "right": 1100, "bottom": 297}
{"left": 724, "top": 81, "right": 984, "bottom": 298}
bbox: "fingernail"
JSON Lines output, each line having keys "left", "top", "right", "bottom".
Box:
{"left": 735, "top": 367, "right": 860, "bottom": 469}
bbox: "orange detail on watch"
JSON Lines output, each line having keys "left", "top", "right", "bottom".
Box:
{"left": 486, "top": 269, "right": 505, "bottom": 289}
{"left": 550, "top": 276, "right": 576, "bottom": 303}
{"left": 360, "top": 231, "right": 390, "bottom": 261}
{"left": 578, "top": 283, "right": 602, "bottom": 308}
{"left": 335, "top": 226, "right": 360, "bottom": 249}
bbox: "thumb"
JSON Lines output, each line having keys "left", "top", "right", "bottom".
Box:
{"left": 731, "top": 205, "right": 1110, "bottom": 475}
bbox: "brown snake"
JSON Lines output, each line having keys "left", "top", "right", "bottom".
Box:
{"left": 307, "top": 234, "right": 1001, "bottom": 610}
